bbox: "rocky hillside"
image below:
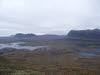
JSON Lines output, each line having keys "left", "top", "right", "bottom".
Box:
{"left": 67, "top": 29, "right": 100, "bottom": 39}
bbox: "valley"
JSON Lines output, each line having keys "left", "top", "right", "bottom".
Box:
{"left": 0, "top": 29, "right": 100, "bottom": 75}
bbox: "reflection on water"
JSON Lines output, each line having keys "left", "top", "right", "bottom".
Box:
{"left": 0, "top": 42, "right": 48, "bottom": 50}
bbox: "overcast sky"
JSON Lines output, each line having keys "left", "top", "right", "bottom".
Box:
{"left": 0, "top": 0, "right": 100, "bottom": 36}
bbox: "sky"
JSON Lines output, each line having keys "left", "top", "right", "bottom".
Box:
{"left": 0, "top": 0, "right": 100, "bottom": 36}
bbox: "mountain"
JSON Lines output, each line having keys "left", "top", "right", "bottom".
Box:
{"left": 14, "top": 33, "right": 37, "bottom": 38}
{"left": 38, "top": 34, "right": 65, "bottom": 40}
{"left": 66, "top": 29, "right": 100, "bottom": 39}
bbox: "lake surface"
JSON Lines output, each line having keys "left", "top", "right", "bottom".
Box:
{"left": 76, "top": 47, "right": 100, "bottom": 56}
{"left": 0, "top": 42, "right": 48, "bottom": 50}
{"left": 76, "top": 51, "right": 100, "bottom": 56}
{"left": 91, "top": 47, "right": 100, "bottom": 52}
{"left": 0, "top": 42, "right": 100, "bottom": 56}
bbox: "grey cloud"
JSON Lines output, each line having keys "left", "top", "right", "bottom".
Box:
{"left": 0, "top": 0, "right": 100, "bottom": 36}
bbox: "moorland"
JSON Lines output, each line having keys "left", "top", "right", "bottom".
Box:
{"left": 0, "top": 29, "right": 100, "bottom": 75}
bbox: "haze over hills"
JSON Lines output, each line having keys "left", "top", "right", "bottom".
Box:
{"left": 0, "top": 29, "right": 99, "bottom": 41}
{"left": 2, "top": 28, "right": 100, "bottom": 41}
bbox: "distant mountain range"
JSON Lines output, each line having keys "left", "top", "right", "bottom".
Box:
{"left": 11, "top": 29, "right": 100, "bottom": 40}
{"left": 66, "top": 29, "right": 100, "bottom": 39}
{"left": 10, "top": 33, "right": 65, "bottom": 40}
{"left": 13, "top": 33, "right": 37, "bottom": 37}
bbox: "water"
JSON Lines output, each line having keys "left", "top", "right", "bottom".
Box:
{"left": 0, "top": 42, "right": 48, "bottom": 50}
{"left": 76, "top": 47, "right": 100, "bottom": 56}
{"left": 76, "top": 51, "right": 100, "bottom": 56}
{"left": 91, "top": 47, "right": 100, "bottom": 52}
{"left": 77, "top": 47, "right": 100, "bottom": 56}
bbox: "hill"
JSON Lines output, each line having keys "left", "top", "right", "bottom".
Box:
{"left": 65, "top": 29, "right": 100, "bottom": 47}
{"left": 14, "top": 33, "right": 37, "bottom": 38}
{"left": 67, "top": 29, "right": 100, "bottom": 40}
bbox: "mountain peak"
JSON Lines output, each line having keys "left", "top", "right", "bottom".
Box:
{"left": 67, "top": 29, "right": 100, "bottom": 39}
{"left": 14, "top": 33, "right": 37, "bottom": 37}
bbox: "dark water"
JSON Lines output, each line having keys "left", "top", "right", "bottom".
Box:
{"left": 91, "top": 48, "right": 100, "bottom": 52}
{"left": 0, "top": 42, "right": 48, "bottom": 50}
{"left": 76, "top": 51, "right": 100, "bottom": 56}
{"left": 76, "top": 47, "right": 100, "bottom": 56}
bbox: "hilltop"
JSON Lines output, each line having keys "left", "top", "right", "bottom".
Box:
{"left": 13, "top": 33, "right": 37, "bottom": 38}
{"left": 66, "top": 29, "right": 100, "bottom": 40}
